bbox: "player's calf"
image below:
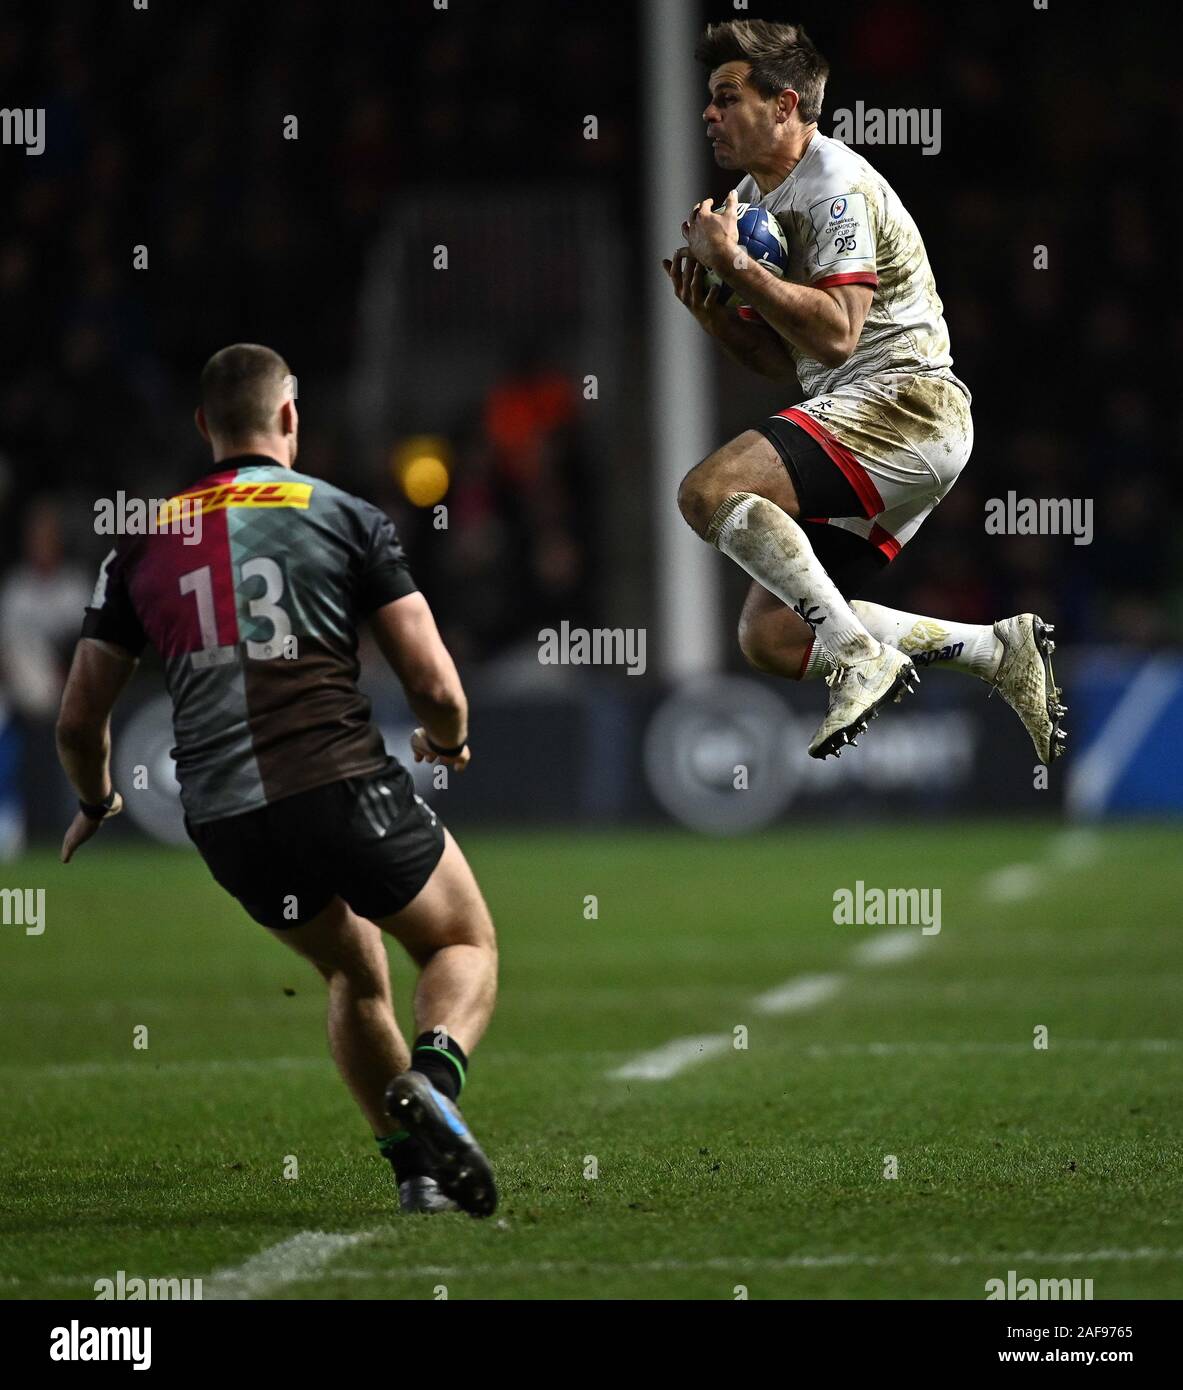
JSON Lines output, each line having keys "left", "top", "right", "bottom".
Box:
{"left": 373, "top": 832, "right": 498, "bottom": 1214}
{"left": 738, "top": 603, "right": 813, "bottom": 679}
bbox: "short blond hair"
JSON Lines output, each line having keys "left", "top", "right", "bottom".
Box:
{"left": 200, "top": 343, "right": 292, "bottom": 440}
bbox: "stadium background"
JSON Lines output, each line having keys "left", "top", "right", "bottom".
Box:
{"left": 1, "top": 0, "right": 1181, "bottom": 1307}
{"left": 1, "top": 0, "right": 1179, "bottom": 847}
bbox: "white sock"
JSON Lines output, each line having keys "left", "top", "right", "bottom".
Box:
{"left": 851, "top": 600, "right": 1002, "bottom": 680}
{"left": 708, "top": 493, "right": 880, "bottom": 665}
{"left": 798, "top": 639, "right": 837, "bottom": 680}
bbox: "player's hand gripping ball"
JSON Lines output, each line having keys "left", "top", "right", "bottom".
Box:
{"left": 704, "top": 203, "right": 789, "bottom": 306}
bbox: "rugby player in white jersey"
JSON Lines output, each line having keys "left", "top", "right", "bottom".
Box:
{"left": 666, "top": 18, "right": 1065, "bottom": 764}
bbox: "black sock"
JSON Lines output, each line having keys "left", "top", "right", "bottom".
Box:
{"left": 409, "top": 1030, "right": 468, "bottom": 1102}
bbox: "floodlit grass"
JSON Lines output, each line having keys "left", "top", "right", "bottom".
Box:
{"left": 1, "top": 824, "right": 1180, "bottom": 1299}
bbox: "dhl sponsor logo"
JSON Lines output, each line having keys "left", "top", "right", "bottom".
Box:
{"left": 158, "top": 480, "right": 313, "bottom": 522}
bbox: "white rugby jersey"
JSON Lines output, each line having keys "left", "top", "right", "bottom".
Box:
{"left": 733, "top": 132, "right": 969, "bottom": 401}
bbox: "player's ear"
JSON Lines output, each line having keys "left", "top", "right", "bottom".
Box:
{"left": 778, "top": 88, "right": 801, "bottom": 124}
{"left": 280, "top": 398, "right": 297, "bottom": 436}
{"left": 194, "top": 407, "right": 211, "bottom": 444}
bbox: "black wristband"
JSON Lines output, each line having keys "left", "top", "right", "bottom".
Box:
{"left": 425, "top": 735, "right": 467, "bottom": 758}
{"left": 79, "top": 790, "right": 117, "bottom": 821}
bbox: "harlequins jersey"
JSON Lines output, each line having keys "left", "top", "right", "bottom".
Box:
{"left": 83, "top": 457, "right": 417, "bottom": 824}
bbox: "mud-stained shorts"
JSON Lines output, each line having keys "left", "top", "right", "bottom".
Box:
{"left": 756, "top": 370, "right": 974, "bottom": 564}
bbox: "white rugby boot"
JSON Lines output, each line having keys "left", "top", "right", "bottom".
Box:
{"left": 991, "top": 614, "right": 1067, "bottom": 764}
{"left": 808, "top": 644, "right": 919, "bottom": 760}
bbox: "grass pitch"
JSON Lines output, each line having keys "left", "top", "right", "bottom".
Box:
{"left": 1, "top": 822, "right": 1181, "bottom": 1300}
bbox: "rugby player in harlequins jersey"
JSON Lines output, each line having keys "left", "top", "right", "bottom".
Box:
{"left": 57, "top": 344, "right": 499, "bottom": 1217}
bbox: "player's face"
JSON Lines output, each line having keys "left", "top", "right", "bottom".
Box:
{"left": 704, "top": 62, "right": 776, "bottom": 171}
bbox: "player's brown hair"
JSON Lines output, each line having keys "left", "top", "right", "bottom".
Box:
{"left": 200, "top": 343, "right": 292, "bottom": 440}
{"left": 695, "top": 19, "right": 829, "bottom": 124}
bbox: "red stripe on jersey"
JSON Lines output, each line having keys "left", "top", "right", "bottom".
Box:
{"left": 869, "top": 524, "right": 902, "bottom": 562}
{"left": 130, "top": 476, "right": 241, "bottom": 660}
{"left": 812, "top": 272, "right": 879, "bottom": 290}
{"left": 777, "top": 407, "right": 884, "bottom": 519}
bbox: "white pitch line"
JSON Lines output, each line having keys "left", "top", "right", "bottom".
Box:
{"left": 612, "top": 937, "right": 932, "bottom": 1079}
{"left": 0, "top": 1057, "right": 328, "bottom": 1080}
{"left": 979, "top": 862, "right": 1043, "bottom": 903}
{"left": 850, "top": 930, "right": 927, "bottom": 967}
{"left": 608, "top": 831, "right": 1105, "bottom": 1084}
{"left": 609, "top": 1034, "right": 731, "bottom": 1080}
{"left": 8, "top": 1244, "right": 1181, "bottom": 1292}
{"left": 751, "top": 972, "right": 845, "bottom": 1016}
{"left": 204, "top": 1229, "right": 377, "bottom": 1300}
{"left": 1047, "top": 828, "right": 1103, "bottom": 871}
{"left": 802, "top": 1038, "right": 1183, "bottom": 1058}
{"left": 302, "top": 1246, "right": 1183, "bottom": 1283}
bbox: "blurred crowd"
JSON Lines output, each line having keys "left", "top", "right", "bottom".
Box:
{"left": 852, "top": 1, "right": 1182, "bottom": 646}
{"left": 0, "top": 0, "right": 1178, "bottom": 787}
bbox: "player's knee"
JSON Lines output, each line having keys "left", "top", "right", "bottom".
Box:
{"left": 677, "top": 455, "right": 728, "bottom": 537}
{"left": 402, "top": 904, "right": 497, "bottom": 970}
{"left": 325, "top": 948, "right": 388, "bottom": 995}
{"left": 454, "top": 906, "right": 498, "bottom": 960}
{"left": 314, "top": 918, "right": 390, "bottom": 994}
{"left": 675, "top": 464, "right": 706, "bottom": 534}
{"left": 457, "top": 896, "right": 496, "bottom": 949}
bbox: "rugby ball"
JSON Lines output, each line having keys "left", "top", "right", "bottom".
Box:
{"left": 705, "top": 203, "right": 789, "bottom": 307}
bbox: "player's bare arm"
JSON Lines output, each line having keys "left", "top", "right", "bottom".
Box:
{"left": 55, "top": 636, "right": 136, "bottom": 862}
{"left": 369, "top": 591, "right": 471, "bottom": 771}
{"left": 688, "top": 190, "right": 872, "bottom": 366}
{"left": 663, "top": 245, "right": 796, "bottom": 381}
